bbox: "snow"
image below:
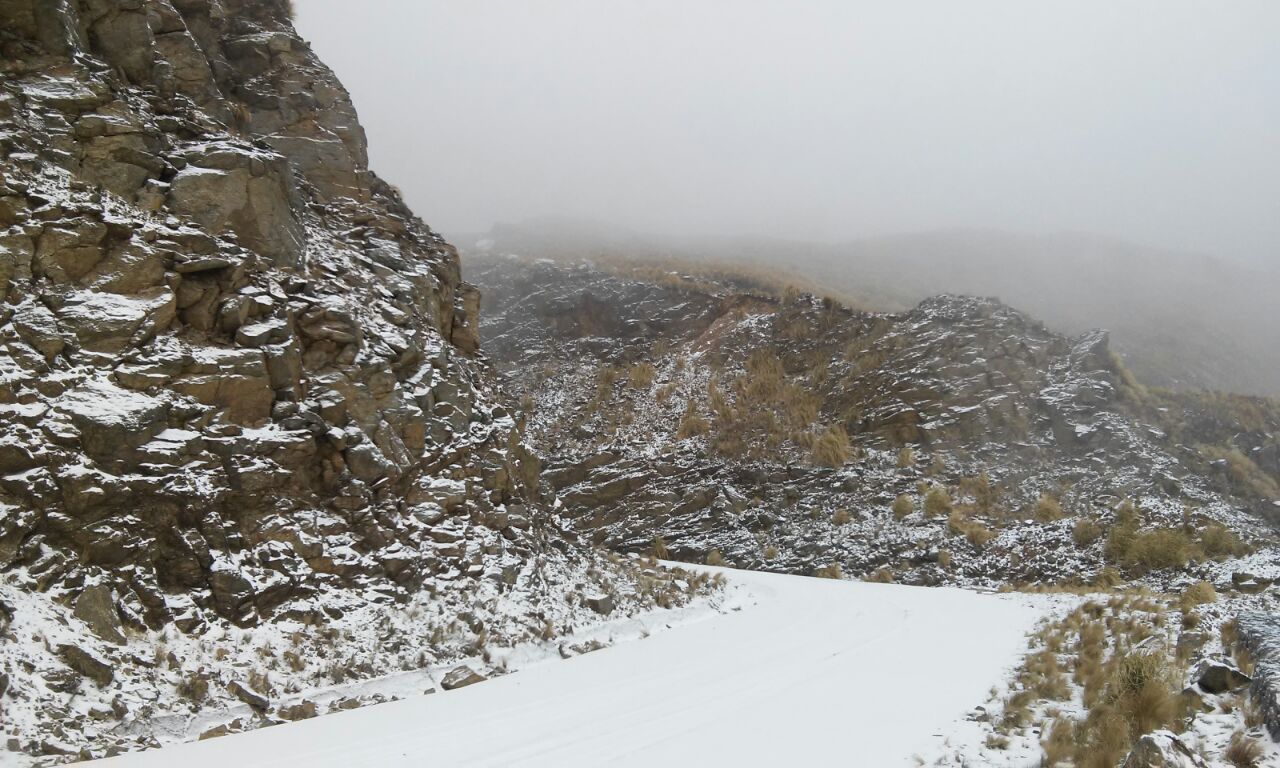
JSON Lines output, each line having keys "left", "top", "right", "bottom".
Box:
{"left": 93, "top": 567, "right": 1047, "bottom": 767}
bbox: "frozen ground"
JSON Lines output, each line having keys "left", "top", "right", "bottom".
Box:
{"left": 90, "top": 566, "right": 1048, "bottom": 767}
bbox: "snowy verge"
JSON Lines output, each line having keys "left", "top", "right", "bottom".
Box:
{"left": 88, "top": 566, "right": 1049, "bottom": 767}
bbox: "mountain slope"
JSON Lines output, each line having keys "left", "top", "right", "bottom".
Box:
{"left": 469, "top": 221, "right": 1280, "bottom": 397}
{"left": 471, "top": 254, "right": 1280, "bottom": 587}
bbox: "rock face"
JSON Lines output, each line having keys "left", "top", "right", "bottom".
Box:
{"left": 470, "top": 254, "right": 1279, "bottom": 585}
{"left": 1238, "top": 612, "right": 1280, "bottom": 740}
{"left": 0, "top": 0, "right": 513, "bottom": 620}
{"left": 0, "top": 2, "right": 708, "bottom": 760}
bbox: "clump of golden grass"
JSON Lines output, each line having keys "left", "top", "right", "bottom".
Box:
{"left": 1034, "top": 494, "right": 1065, "bottom": 522}
{"left": 1073, "top": 518, "right": 1104, "bottom": 546}
{"left": 989, "top": 592, "right": 1201, "bottom": 768}
{"left": 1103, "top": 500, "right": 1191, "bottom": 572}
{"left": 891, "top": 494, "right": 913, "bottom": 520}
{"left": 812, "top": 563, "right": 843, "bottom": 579}
{"left": 1178, "top": 581, "right": 1217, "bottom": 612}
{"left": 948, "top": 507, "right": 995, "bottom": 549}
{"left": 675, "top": 399, "right": 709, "bottom": 438}
{"left": 811, "top": 424, "right": 850, "bottom": 468}
{"left": 1041, "top": 716, "right": 1075, "bottom": 766}
{"left": 864, "top": 567, "right": 893, "bottom": 583}
{"left": 1200, "top": 522, "right": 1249, "bottom": 559}
{"left": 896, "top": 446, "right": 916, "bottom": 468}
{"left": 924, "top": 486, "right": 953, "bottom": 518}
{"left": 1125, "top": 529, "right": 1191, "bottom": 571}
{"left": 1225, "top": 730, "right": 1265, "bottom": 768}
{"left": 628, "top": 362, "right": 656, "bottom": 388}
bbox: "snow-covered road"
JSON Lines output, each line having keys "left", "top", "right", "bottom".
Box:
{"left": 95, "top": 567, "right": 1045, "bottom": 766}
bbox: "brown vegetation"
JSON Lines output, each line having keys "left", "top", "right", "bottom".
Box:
{"left": 891, "top": 494, "right": 914, "bottom": 520}
{"left": 811, "top": 425, "right": 850, "bottom": 468}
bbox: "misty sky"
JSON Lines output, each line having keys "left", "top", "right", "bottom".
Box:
{"left": 294, "top": 1, "right": 1279, "bottom": 264}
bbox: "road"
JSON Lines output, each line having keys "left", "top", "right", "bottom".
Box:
{"left": 94, "top": 567, "right": 1044, "bottom": 766}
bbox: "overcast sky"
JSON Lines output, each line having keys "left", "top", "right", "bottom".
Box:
{"left": 294, "top": 1, "right": 1279, "bottom": 264}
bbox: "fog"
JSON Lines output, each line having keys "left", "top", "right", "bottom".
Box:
{"left": 294, "top": 1, "right": 1277, "bottom": 266}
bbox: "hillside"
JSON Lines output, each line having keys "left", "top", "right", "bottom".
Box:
{"left": 468, "top": 221, "right": 1280, "bottom": 397}
{"left": 471, "top": 253, "right": 1280, "bottom": 588}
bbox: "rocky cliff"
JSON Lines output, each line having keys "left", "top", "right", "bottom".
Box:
{"left": 0, "top": 2, "right": 709, "bottom": 761}
{"left": 471, "top": 254, "right": 1280, "bottom": 587}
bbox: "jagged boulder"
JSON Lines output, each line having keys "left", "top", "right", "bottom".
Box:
{"left": 167, "top": 145, "right": 305, "bottom": 270}
{"left": 440, "top": 666, "right": 487, "bottom": 691}
{"left": 1122, "top": 731, "right": 1208, "bottom": 768}
{"left": 1193, "top": 659, "right": 1251, "bottom": 694}
{"left": 73, "top": 584, "right": 125, "bottom": 645}
{"left": 57, "top": 644, "right": 114, "bottom": 688}
{"left": 226, "top": 680, "right": 269, "bottom": 713}
{"left": 57, "top": 379, "right": 168, "bottom": 460}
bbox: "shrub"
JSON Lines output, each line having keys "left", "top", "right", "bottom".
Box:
{"left": 743, "top": 350, "right": 786, "bottom": 401}
{"left": 1103, "top": 501, "right": 1140, "bottom": 561}
{"left": 1073, "top": 518, "right": 1104, "bottom": 546}
{"left": 1103, "top": 652, "right": 1179, "bottom": 737}
{"left": 831, "top": 508, "right": 852, "bottom": 526}
{"left": 177, "top": 671, "right": 210, "bottom": 704}
{"left": 1179, "top": 581, "right": 1217, "bottom": 611}
{"left": 1041, "top": 716, "right": 1075, "bottom": 766}
{"left": 1076, "top": 710, "right": 1130, "bottom": 768}
{"left": 965, "top": 521, "right": 995, "bottom": 548}
{"left": 1200, "top": 522, "right": 1247, "bottom": 558}
{"left": 1034, "top": 494, "right": 1065, "bottom": 522}
{"left": 705, "top": 549, "right": 725, "bottom": 567}
{"left": 1126, "top": 529, "right": 1191, "bottom": 571}
{"left": 811, "top": 425, "right": 850, "bottom": 468}
{"left": 936, "top": 549, "right": 951, "bottom": 568}
{"left": 959, "top": 473, "right": 999, "bottom": 513}
{"left": 1225, "top": 730, "right": 1264, "bottom": 768}
{"left": 896, "top": 446, "right": 915, "bottom": 468}
{"left": 762, "top": 544, "right": 779, "bottom": 560}
{"left": 891, "top": 494, "right": 913, "bottom": 520}
{"left": 650, "top": 536, "right": 670, "bottom": 560}
{"left": 924, "top": 486, "right": 953, "bottom": 518}
{"left": 812, "top": 563, "right": 843, "bottom": 579}
{"left": 628, "top": 362, "right": 656, "bottom": 388}
{"left": 596, "top": 364, "right": 619, "bottom": 388}
{"left": 865, "top": 567, "right": 894, "bottom": 583}
{"left": 675, "top": 400, "right": 708, "bottom": 438}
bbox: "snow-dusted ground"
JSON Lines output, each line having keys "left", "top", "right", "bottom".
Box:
{"left": 90, "top": 567, "right": 1047, "bottom": 767}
